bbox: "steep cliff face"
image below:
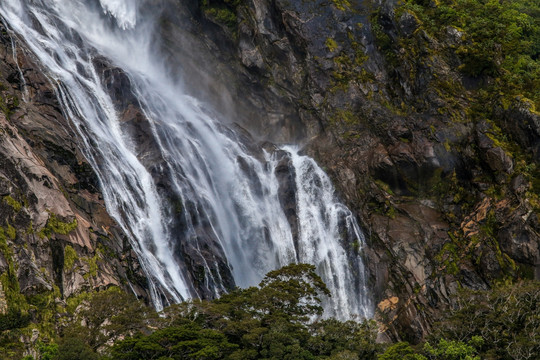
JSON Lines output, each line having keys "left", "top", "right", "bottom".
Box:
{"left": 159, "top": 0, "right": 540, "bottom": 341}
{"left": 0, "top": 0, "right": 538, "bottom": 348}
{"left": 0, "top": 21, "right": 148, "bottom": 353}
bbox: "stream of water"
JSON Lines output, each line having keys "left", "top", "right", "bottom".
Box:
{"left": 0, "top": 0, "right": 372, "bottom": 319}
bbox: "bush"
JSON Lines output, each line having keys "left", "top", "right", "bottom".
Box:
{"left": 55, "top": 337, "right": 98, "bottom": 360}
{"left": 111, "top": 264, "right": 379, "bottom": 360}
{"left": 433, "top": 280, "right": 540, "bottom": 359}
{"left": 0, "top": 309, "right": 30, "bottom": 331}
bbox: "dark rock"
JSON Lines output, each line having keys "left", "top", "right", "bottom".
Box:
{"left": 511, "top": 174, "right": 528, "bottom": 195}
{"left": 273, "top": 150, "right": 299, "bottom": 255}
{"left": 17, "top": 249, "right": 53, "bottom": 295}
{"left": 0, "top": 175, "right": 12, "bottom": 196}
{"left": 501, "top": 98, "right": 540, "bottom": 160}
{"left": 498, "top": 220, "right": 540, "bottom": 279}
{"left": 398, "top": 11, "right": 418, "bottom": 37}
{"left": 485, "top": 147, "right": 513, "bottom": 174}
{"left": 0, "top": 252, "right": 8, "bottom": 272}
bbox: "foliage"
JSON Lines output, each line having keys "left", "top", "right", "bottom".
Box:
{"left": 3, "top": 195, "right": 22, "bottom": 212}
{"left": 402, "top": 0, "right": 540, "bottom": 108}
{"left": 0, "top": 309, "right": 30, "bottom": 331}
{"left": 39, "top": 342, "right": 59, "bottom": 360}
{"left": 110, "top": 323, "right": 238, "bottom": 360}
{"left": 0, "top": 91, "right": 19, "bottom": 118}
{"left": 423, "top": 337, "right": 482, "bottom": 360}
{"left": 64, "top": 245, "right": 78, "bottom": 271}
{"left": 200, "top": 0, "right": 239, "bottom": 33}
{"left": 62, "top": 287, "right": 151, "bottom": 351}
{"left": 1, "top": 265, "right": 536, "bottom": 359}
{"left": 38, "top": 213, "right": 78, "bottom": 239}
{"left": 377, "top": 342, "right": 426, "bottom": 360}
{"left": 308, "top": 319, "right": 380, "bottom": 359}
{"left": 431, "top": 280, "right": 540, "bottom": 359}
{"left": 377, "top": 334, "right": 482, "bottom": 359}
{"left": 111, "top": 264, "right": 379, "bottom": 360}
{"left": 55, "top": 337, "right": 99, "bottom": 360}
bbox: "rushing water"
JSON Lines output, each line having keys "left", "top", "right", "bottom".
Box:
{"left": 0, "top": 0, "right": 372, "bottom": 318}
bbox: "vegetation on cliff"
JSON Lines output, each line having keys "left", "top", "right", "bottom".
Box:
{"left": 400, "top": 0, "right": 539, "bottom": 104}
{"left": 1, "top": 264, "right": 537, "bottom": 359}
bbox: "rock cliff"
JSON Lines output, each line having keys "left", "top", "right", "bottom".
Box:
{"left": 157, "top": 0, "right": 540, "bottom": 342}
{"left": 0, "top": 20, "right": 148, "bottom": 351}
{"left": 0, "top": 0, "right": 538, "bottom": 347}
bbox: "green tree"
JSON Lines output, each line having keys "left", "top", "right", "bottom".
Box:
{"left": 433, "top": 281, "right": 540, "bottom": 359}
{"left": 39, "top": 342, "right": 58, "bottom": 360}
{"left": 55, "top": 337, "right": 98, "bottom": 360}
{"left": 308, "top": 319, "right": 380, "bottom": 359}
{"left": 63, "top": 287, "right": 151, "bottom": 351}
{"left": 378, "top": 342, "right": 426, "bottom": 360}
{"left": 112, "top": 264, "right": 379, "bottom": 360}
{"left": 423, "top": 337, "right": 482, "bottom": 360}
{"left": 110, "top": 323, "right": 237, "bottom": 360}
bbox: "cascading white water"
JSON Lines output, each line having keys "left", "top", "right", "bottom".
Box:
{"left": 0, "top": 0, "right": 372, "bottom": 318}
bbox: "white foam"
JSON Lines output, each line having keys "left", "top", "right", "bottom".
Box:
{"left": 0, "top": 0, "right": 372, "bottom": 318}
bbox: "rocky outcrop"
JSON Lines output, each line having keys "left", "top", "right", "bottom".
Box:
{"left": 158, "top": 0, "right": 540, "bottom": 342}
{"left": 0, "top": 19, "right": 148, "bottom": 340}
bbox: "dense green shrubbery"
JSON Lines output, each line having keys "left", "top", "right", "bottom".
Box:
{"left": 0, "top": 309, "right": 30, "bottom": 331}
{"left": 376, "top": 281, "right": 539, "bottom": 360}
{"left": 109, "top": 264, "right": 381, "bottom": 360}
{"left": 103, "top": 277, "right": 539, "bottom": 360}
{"left": 55, "top": 338, "right": 99, "bottom": 360}
{"left": 2, "top": 264, "right": 536, "bottom": 359}
{"left": 402, "top": 0, "right": 540, "bottom": 107}
{"left": 431, "top": 281, "right": 540, "bottom": 359}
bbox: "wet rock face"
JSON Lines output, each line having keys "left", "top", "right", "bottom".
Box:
{"left": 0, "top": 22, "right": 149, "bottom": 307}
{"left": 166, "top": 0, "right": 540, "bottom": 342}
{"left": 273, "top": 150, "right": 299, "bottom": 254}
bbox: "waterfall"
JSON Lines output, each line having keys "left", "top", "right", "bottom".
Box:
{"left": 0, "top": 0, "right": 372, "bottom": 319}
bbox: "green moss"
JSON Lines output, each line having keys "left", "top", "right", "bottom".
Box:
{"left": 330, "top": 108, "right": 356, "bottom": 125}
{"left": 443, "top": 139, "right": 451, "bottom": 152}
{"left": 325, "top": 38, "right": 339, "bottom": 53}
{"left": 38, "top": 213, "right": 78, "bottom": 239}
{"left": 386, "top": 206, "right": 397, "bottom": 219}
{"left": 5, "top": 224, "right": 16, "bottom": 240}
{"left": 371, "top": 11, "right": 397, "bottom": 66}
{"left": 401, "top": 0, "right": 540, "bottom": 109}
{"left": 82, "top": 246, "right": 103, "bottom": 279}
{"left": 0, "top": 271, "right": 29, "bottom": 313}
{"left": 201, "top": 0, "right": 239, "bottom": 34}
{"left": 66, "top": 291, "right": 92, "bottom": 314}
{"left": 205, "top": 7, "right": 236, "bottom": 29}
{"left": 484, "top": 185, "right": 504, "bottom": 200}
{"left": 26, "top": 222, "right": 34, "bottom": 235}
{"left": 22, "top": 287, "right": 63, "bottom": 345}
{"left": 324, "top": 29, "right": 370, "bottom": 96}
{"left": 375, "top": 179, "right": 395, "bottom": 196}
{"left": 330, "top": 0, "right": 351, "bottom": 11}
{"left": 87, "top": 255, "right": 98, "bottom": 278}
{"left": 3, "top": 196, "right": 22, "bottom": 212}
{"left": 63, "top": 245, "right": 78, "bottom": 272}
{"left": 0, "top": 93, "right": 19, "bottom": 119}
